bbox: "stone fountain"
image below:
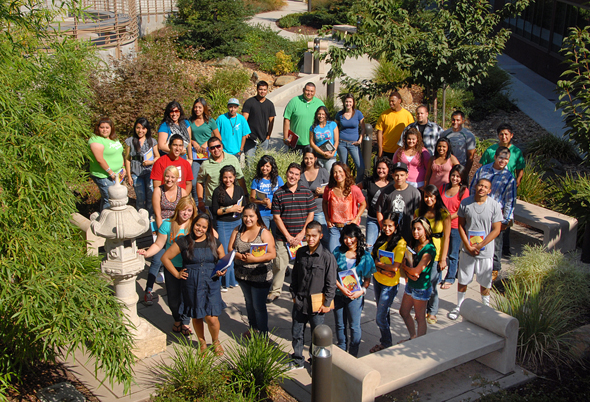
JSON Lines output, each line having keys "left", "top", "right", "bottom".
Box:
{"left": 90, "top": 181, "right": 167, "bottom": 359}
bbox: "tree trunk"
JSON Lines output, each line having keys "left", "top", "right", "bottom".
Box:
{"left": 442, "top": 84, "right": 447, "bottom": 129}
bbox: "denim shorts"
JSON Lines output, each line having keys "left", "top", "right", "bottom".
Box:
{"left": 404, "top": 285, "right": 433, "bottom": 301}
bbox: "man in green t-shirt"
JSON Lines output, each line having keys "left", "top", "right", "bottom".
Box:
{"left": 283, "top": 82, "right": 325, "bottom": 150}
{"left": 479, "top": 123, "right": 525, "bottom": 187}
{"left": 478, "top": 123, "right": 525, "bottom": 259}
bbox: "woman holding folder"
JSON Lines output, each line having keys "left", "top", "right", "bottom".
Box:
{"left": 162, "top": 212, "right": 226, "bottom": 355}
{"left": 228, "top": 204, "right": 276, "bottom": 336}
{"left": 124, "top": 117, "right": 159, "bottom": 215}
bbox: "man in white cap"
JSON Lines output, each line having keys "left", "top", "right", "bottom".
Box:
{"left": 216, "top": 98, "right": 251, "bottom": 157}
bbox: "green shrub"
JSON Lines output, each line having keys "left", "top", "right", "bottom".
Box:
{"left": 277, "top": 11, "right": 341, "bottom": 29}
{"left": 171, "top": 0, "right": 253, "bottom": 61}
{"left": 365, "top": 96, "right": 390, "bottom": 126}
{"left": 493, "top": 245, "right": 590, "bottom": 372}
{"left": 527, "top": 134, "right": 581, "bottom": 164}
{"left": 202, "top": 67, "right": 251, "bottom": 99}
{"left": 436, "top": 86, "right": 474, "bottom": 127}
{"left": 224, "top": 332, "right": 291, "bottom": 398}
{"left": 243, "top": 147, "right": 304, "bottom": 189}
{"left": 311, "top": 0, "right": 356, "bottom": 24}
{"left": 90, "top": 32, "right": 195, "bottom": 135}
{"left": 475, "top": 137, "right": 497, "bottom": 157}
{"left": 372, "top": 59, "right": 410, "bottom": 86}
{"left": 517, "top": 158, "right": 547, "bottom": 205}
{"left": 320, "top": 95, "right": 338, "bottom": 120}
{"left": 152, "top": 339, "right": 246, "bottom": 401}
{"left": 205, "top": 87, "right": 232, "bottom": 119}
{"left": 243, "top": 25, "right": 307, "bottom": 73}
{"left": 277, "top": 12, "right": 302, "bottom": 28}
{"left": 462, "top": 64, "right": 515, "bottom": 121}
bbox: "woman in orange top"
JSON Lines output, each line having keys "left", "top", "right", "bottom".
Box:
{"left": 322, "top": 162, "right": 366, "bottom": 252}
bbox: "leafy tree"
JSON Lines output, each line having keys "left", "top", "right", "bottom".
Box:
{"left": 556, "top": 26, "right": 590, "bottom": 161}
{"left": 171, "top": 0, "right": 253, "bottom": 60}
{"left": 0, "top": 1, "right": 135, "bottom": 395}
{"left": 323, "top": 0, "right": 531, "bottom": 120}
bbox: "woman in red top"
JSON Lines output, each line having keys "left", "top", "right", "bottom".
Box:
{"left": 439, "top": 164, "right": 469, "bottom": 289}
{"left": 323, "top": 162, "right": 366, "bottom": 252}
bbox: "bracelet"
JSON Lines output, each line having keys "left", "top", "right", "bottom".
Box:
{"left": 106, "top": 168, "right": 113, "bottom": 173}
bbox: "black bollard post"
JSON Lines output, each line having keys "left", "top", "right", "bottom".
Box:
{"left": 313, "top": 38, "right": 320, "bottom": 74}
{"left": 311, "top": 324, "right": 332, "bottom": 402}
{"left": 362, "top": 123, "right": 374, "bottom": 178}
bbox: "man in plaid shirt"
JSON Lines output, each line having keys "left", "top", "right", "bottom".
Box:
{"left": 398, "top": 105, "right": 443, "bottom": 155}
{"left": 469, "top": 146, "right": 517, "bottom": 279}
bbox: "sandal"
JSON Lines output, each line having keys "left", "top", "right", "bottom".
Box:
{"left": 213, "top": 340, "right": 224, "bottom": 356}
{"left": 172, "top": 322, "right": 182, "bottom": 333}
{"left": 369, "top": 344, "right": 387, "bottom": 353}
{"left": 426, "top": 315, "right": 438, "bottom": 324}
{"left": 440, "top": 282, "right": 452, "bottom": 290}
{"left": 397, "top": 338, "right": 411, "bottom": 345}
{"left": 448, "top": 307, "right": 461, "bottom": 321}
{"left": 181, "top": 325, "right": 193, "bottom": 336}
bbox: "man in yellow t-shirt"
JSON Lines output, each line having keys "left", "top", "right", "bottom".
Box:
{"left": 376, "top": 91, "right": 414, "bottom": 159}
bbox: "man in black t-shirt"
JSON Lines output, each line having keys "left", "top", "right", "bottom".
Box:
{"left": 242, "top": 81, "right": 276, "bottom": 165}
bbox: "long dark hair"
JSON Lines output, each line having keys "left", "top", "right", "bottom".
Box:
{"left": 371, "top": 157, "right": 392, "bottom": 182}
{"left": 311, "top": 106, "right": 331, "bottom": 130}
{"left": 239, "top": 203, "right": 267, "bottom": 232}
{"left": 338, "top": 223, "right": 366, "bottom": 266}
{"left": 444, "top": 164, "right": 468, "bottom": 199}
{"left": 418, "top": 184, "right": 448, "bottom": 223}
{"left": 190, "top": 97, "right": 212, "bottom": 123}
{"left": 372, "top": 212, "right": 403, "bottom": 259}
{"left": 162, "top": 100, "right": 187, "bottom": 126}
{"left": 327, "top": 162, "right": 354, "bottom": 196}
{"left": 301, "top": 145, "right": 321, "bottom": 169}
{"left": 131, "top": 117, "right": 155, "bottom": 153}
{"left": 340, "top": 93, "right": 356, "bottom": 112}
{"left": 434, "top": 137, "right": 453, "bottom": 160}
{"left": 216, "top": 165, "right": 237, "bottom": 205}
{"left": 183, "top": 213, "right": 219, "bottom": 263}
{"left": 254, "top": 155, "right": 279, "bottom": 188}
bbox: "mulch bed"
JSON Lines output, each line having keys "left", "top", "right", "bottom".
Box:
{"left": 277, "top": 24, "right": 319, "bottom": 36}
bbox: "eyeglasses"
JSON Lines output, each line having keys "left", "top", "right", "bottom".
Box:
{"left": 209, "top": 144, "right": 222, "bottom": 150}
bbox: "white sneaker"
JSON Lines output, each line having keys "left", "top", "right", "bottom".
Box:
{"left": 221, "top": 287, "right": 228, "bottom": 293}
{"left": 448, "top": 307, "right": 461, "bottom": 321}
{"left": 156, "top": 271, "right": 165, "bottom": 284}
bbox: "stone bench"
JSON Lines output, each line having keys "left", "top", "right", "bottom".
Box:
{"left": 331, "top": 300, "right": 518, "bottom": 402}
{"left": 514, "top": 200, "right": 578, "bottom": 252}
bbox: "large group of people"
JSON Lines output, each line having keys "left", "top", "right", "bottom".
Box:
{"left": 87, "top": 83, "right": 525, "bottom": 363}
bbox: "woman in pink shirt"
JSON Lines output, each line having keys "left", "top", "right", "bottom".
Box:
{"left": 439, "top": 164, "right": 469, "bottom": 289}
{"left": 393, "top": 127, "right": 430, "bottom": 188}
{"left": 323, "top": 162, "right": 366, "bottom": 252}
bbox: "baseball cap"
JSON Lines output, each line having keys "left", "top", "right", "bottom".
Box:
{"left": 227, "top": 98, "right": 240, "bottom": 106}
{"left": 392, "top": 162, "right": 408, "bottom": 172}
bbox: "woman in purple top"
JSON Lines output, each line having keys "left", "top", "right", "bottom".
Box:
{"left": 335, "top": 94, "right": 366, "bottom": 183}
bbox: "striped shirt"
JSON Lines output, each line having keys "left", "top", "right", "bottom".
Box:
{"left": 272, "top": 184, "right": 316, "bottom": 241}
{"left": 469, "top": 163, "right": 517, "bottom": 224}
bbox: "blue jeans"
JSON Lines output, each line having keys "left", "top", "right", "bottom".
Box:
{"left": 337, "top": 141, "right": 365, "bottom": 183}
{"left": 373, "top": 278, "right": 398, "bottom": 347}
{"left": 314, "top": 211, "right": 330, "bottom": 249}
{"left": 91, "top": 175, "right": 115, "bottom": 211}
{"left": 191, "top": 161, "right": 202, "bottom": 200}
{"left": 163, "top": 267, "right": 190, "bottom": 325}
{"left": 426, "top": 261, "right": 440, "bottom": 316}
{"left": 333, "top": 294, "right": 364, "bottom": 357}
{"left": 132, "top": 172, "right": 153, "bottom": 216}
{"left": 245, "top": 138, "right": 270, "bottom": 166}
{"left": 238, "top": 280, "right": 271, "bottom": 333}
{"left": 443, "top": 228, "right": 461, "bottom": 284}
{"left": 291, "top": 306, "right": 325, "bottom": 366}
{"left": 366, "top": 216, "right": 380, "bottom": 251}
{"left": 329, "top": 225, "right": 344, "bottom": 253}
{"left": 146, "top": 247, "right": 165, "bottom": 292}
{"left": 318, "top": 157, "right": 336, "bottom": 174}
{"left": 216, "top": 219, "right": 241, "bottom": 287}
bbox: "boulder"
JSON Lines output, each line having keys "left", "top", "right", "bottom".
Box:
{"left": 568, "top": 324, "right": 590, "bottom": 359}
{"left": 215, "top": 56, "right": 242, "bottom": 68}
{"left": 398, "top": 87, "right": 413, "bottom": 105}
{"left": 274, "top": 75, "right": 297, "bottom": 87}
{"left": 251, "top": 71, "right": 274, "bottom": 86}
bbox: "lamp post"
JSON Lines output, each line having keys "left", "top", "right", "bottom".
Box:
{"left": 311, "top": 324, "right": 332, "bottom": 402}
{"left": 362, "top": 123, "right": 374, "bottom": 178}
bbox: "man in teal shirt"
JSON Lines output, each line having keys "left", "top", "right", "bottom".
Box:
{"left": 479, "top": 123, "right": 525, "bottom": 187}
{"left": 283, "top": 82, "right": 325, "bottom": 151}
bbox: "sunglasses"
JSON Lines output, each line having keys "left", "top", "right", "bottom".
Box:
{"left": 209, "top": 144, "right": 222, "bottom": 150}
{"left": 170, "top": 109, "right": 180, "bottom": 114}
